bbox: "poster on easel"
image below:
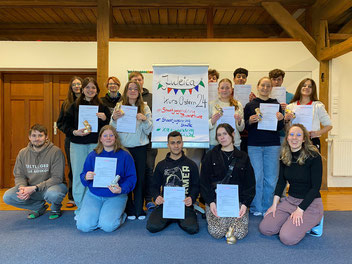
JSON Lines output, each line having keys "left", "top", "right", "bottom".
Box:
{"left": 152, "top": 65, "right": 209, "bottom": 148}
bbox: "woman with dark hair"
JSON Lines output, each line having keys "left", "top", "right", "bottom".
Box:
{"left": 110, "top": 81, "right": 152, "bottom": 220}
{"left": 62, "top": 77, "right": 111, "bottom": 216}
{"left": 259, "top": 124, "right": 323, "bottom": 245}
{"left": 285, "top": 78, "right": 332, "bottom": 152}
{"left": 76, "top": 125, "right": 136, "bottom": 232}
{"left": 57, "top": 76, "right": 82, "bottom": 208}
{"left": 100, "top": 76, "right": 121, "bottom": 114}
{"left": 200, "top": 123, "right": 255, "bottom": 242}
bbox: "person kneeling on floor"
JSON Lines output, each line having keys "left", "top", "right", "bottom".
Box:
{"left": 146, "top": 131, "right": 200, "bottom": 234}
{"left": 3, "top": 124, "right": 67, "bottom": 220}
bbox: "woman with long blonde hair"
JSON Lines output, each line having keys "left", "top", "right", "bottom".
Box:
{"left": 259, "top": 124, "right": 323, "bottom": 245}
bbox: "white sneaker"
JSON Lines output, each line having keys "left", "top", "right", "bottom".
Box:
{"left": 127, "top": 215, "right": 136, "bottom": 220}
{"left": 138, "top": 215, "right": 146, "bottom": 220}
{"left": 253, "top": 212, "right": 262, "bottom": 216}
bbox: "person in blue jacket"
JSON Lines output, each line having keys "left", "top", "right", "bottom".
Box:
{"left": 76, "top": 125, "right": 137, "bottom": 232}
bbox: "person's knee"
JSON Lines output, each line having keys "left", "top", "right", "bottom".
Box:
{"left": 3, "top": 189, "right": 18, "bottom": 206}
{"left": 45, "top": 190, "right": 65, "bottom": 204}
{"left": 259, "top": 218, "right": 278, "bottom": 236}
{"left": 279, "top": 230, "right": 301, "bottom": 246}
{"left": 99, "top": 218, "right": 121, "bottom": 233}
{"left": 146, "top": 220, "right": 163, "bottom": 233}
{"left": 76, "top": 220, "right": 95, "bottom": 232}
{"left": 207, "top": 225, "right": 224, "bottom": 239}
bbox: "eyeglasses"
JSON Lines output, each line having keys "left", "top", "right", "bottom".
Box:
{"left": 108, "top": 83, "right": 120, "bottom": 86}
{"left": 128, "top": 88, "right": 139, "bottom": 91}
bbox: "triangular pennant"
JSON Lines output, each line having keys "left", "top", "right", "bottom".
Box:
{"left": 181, "top": 89, "right": 186, "bottom": 95}
{"left": 167, "top": 88, "right": 172, "bottom": 93}
{"left": 199, "top": 80, "right": 205, "bottom": 87}
{"left": 194, "top": 85, "right": 199, "bottom": 92}
{"left": 174, "top": 89, "right": 179, "bottom": 94}
{"left": 158, "top": 83, "right": 163, "bottom": 89}
{"left": 189, "top": 89, "right": 193, "bottom": 95}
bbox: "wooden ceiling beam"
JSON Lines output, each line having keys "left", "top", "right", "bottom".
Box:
{"left": 97, "top": 0, "right": 110, "bottom": 93}
{"left": 330, "top": 33, "right": 352, "bottom": 40}
{"left": 0, "top": 0, "right": 96, "bottom": 7}
{"left": 319, "top": 0, "right": 352, "bottom": 22}
{"left": 262, "top": 1, "right": 317, "bottom": 58}
{"left": 339, "top": 19, "right": 352, "bottom": 34}
{"left": 319, "top": 36, "right": 352, "bottom": 60}
{"left": 207, "top": 7, "right": 213, "bottom": 38}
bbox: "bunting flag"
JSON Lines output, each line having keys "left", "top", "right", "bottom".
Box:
{"left": 157, "top": 80, "right": 205, "bottom": 95}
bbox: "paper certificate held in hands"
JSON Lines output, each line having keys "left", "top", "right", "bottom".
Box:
{"left": 78, "top": 105, "right": 99, "bottom": 133}
{"left": 234, "top": 85, "right": 252, "bottom": 108}
{"left": 291, "top": 105, "right": 313, "bottom": 131}
{"left": 257, "top": 103, "right": 280, "bottom": 131}
{"left": 271, "top": 87, "right": 286, "bottom": 104}
{"left": 116, "top": 105, "right": 138, "bottom": 133}
{"left": 216, "top": 106, "right": 236, "bottom": 131}
{"left": 216, "top": 184, "right": 239, "bottom": 218}
{"left": 93, "top": 157, "right": 118, "bottom": 188}
{"left": 162, "top": 186, "right": 185, "bottom": 219}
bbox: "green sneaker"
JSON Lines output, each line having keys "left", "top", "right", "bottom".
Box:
{"left": 27, "top": 204, "right": 48, "bottom": 219}
{"left": 49, "top": 210, "right": 62, "bottom": 220}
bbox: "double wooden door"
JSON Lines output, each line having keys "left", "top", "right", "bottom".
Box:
{"left": 2, "top": 72, "right": 95, "bottom": 187}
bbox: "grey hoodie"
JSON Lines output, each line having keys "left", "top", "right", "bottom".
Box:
{"left": 14, "top": 141, "right": 66, "bottom": 191}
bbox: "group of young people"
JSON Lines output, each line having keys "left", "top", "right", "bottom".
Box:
{"left": 3, "top": 68, "right": 331, "bottom": 246}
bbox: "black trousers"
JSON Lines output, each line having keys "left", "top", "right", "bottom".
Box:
{"left": 144, "top": 143, "right": 158, "bottom": 203}
{"left": 126, "top": 145, "right": 147, "bottom": 217}
{"left": 64, "top": 137, "right": 74, "bottom": 200}
{"left": 146, "top": 205, "right": 199, "bottom": 234}
{"left": 311, "top": 137, "right": 321, "bottom": 153}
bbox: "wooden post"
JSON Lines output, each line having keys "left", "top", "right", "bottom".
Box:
{"left": 97, "top": 0, "right": 110, "bottom": 95}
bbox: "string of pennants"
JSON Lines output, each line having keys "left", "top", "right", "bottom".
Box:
{"left": 157, "top": 80, "right": 205, "bottom": 95}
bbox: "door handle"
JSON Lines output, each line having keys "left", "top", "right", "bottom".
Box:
{"left": 54, "top": 122, "right": 57, "bottom": 135}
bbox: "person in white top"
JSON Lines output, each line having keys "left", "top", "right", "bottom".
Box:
{"left": 110, "top": 81, "right": 152, "bottom": 220}
{"left": 209, "top": 78, "right": 245, "bottom": 149}
{"left": 285, "top": 78, "right": 332, "bottom": 152}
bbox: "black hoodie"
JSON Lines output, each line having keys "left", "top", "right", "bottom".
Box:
{"left": 151, "top": 151, "right": 200, "bottom": 204}
{"left": 244, "top": 97, "right": 284, "bottom": 146}
{"left": 100, "top": 92, "right": 121, "bottom": 114}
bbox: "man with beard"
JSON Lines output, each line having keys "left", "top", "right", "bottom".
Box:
{"left": 146, "top": 131, "right": 200, "bottom": 234}
{"left": 3, "top": 124, "right": 67, "bottom": 220}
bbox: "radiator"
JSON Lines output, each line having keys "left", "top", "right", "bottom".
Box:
{"left": 333, "top": 140, "right": 352, "bottom": 176}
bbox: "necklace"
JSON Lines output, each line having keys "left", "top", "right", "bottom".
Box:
{"left": 222, "top": 150, "right": 234, "bottom": 160}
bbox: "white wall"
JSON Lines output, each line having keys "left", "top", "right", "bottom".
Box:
{"left": 329, "top": 51, "right": 352, "bottom": 187}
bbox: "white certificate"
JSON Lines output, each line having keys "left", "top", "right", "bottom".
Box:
{"left": 93, "top": 157, "right": 117, "bottom": 188}
{"left": 234, "top": 85, "right": 252, "bottom": 108}
{"left": 292, "top": 105, "right": 313, "bottom": 131}
{"left": 162, "top": 186, "right": 185, "bottom": 219}
{"left": 208, "top": 82, "right": 219, "bottom": 103}
{"left": 78, "top": 105, "right": 99, "bottom": 133}
{"left": 271, "top": 87, "right": 286, "bottom": 104}
{"left": 216, "top": 106, "right": 236, "bottom": 131}
{"left": 116, "top": 105, "right": 138, "bottom": 133}
{"left": 216, "top": 184, "right": 239, "bottom": 217}
{"left": 257, "top": 103, "right": 280, "bottom": 131}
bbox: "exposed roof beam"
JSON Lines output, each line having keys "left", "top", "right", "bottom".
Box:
{"left": 339, "top": 19, "right": 352, "bottom": 34}
{"left": 262, "top": 1, "right": 317, "bottom": 58}
{"left": 0, "top": 0, "right": 96, "bottom": 7}
{"left": 319, "top": 36, "right": 352, "bottom": 60}
{"left": 0, "top": 23, "right": 282, "bottom": 39}
{"left": 319, "top": 0, "right": 352, "bottom": 22}
{"left": 330, "top": 33, "right": 352, "bottom": 40}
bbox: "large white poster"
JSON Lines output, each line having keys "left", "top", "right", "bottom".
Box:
{"left": 152, "top": 65, "right": 209, "bottom": 148}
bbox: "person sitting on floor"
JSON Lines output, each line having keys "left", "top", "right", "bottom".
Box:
{"left": 76, "top": 125, "right": 136, "bottom": 232}
{"left": 3, "top": 124, "right": 67, "bottom": 220}
{"left": 259, "top": 124, "right": 324, "bottom": 245}
{"left": 200, "top": 123, "right": 256, "bottom": 242}
{"left": 146, "top": 131, "right": 200, "bottom": 234}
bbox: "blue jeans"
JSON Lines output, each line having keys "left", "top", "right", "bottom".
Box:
{"left": 3, "top": 184, "right": 67, "bottom": 211}
{"left": 70, "top": 142, "right": 96, "bottom": 212}
{"left": 248, "top": 145, "right": 280, "bottom": 214}
{"left": 76, "top": 190, "right": 128, "bottom": 232}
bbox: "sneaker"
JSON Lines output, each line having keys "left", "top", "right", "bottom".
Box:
{"left": 27, "top": 204, "right": 48, "bottom": 219}
{"left": 127, "top": 215, "right": 136, "bottom": 220}
{"left": 138, "top": 215, "right": 146, "bottom": 220}
{"left": 253, "top": 212, "right": 262, "bottom": 216}
{"left": 146, "top": 202, "right": 156, "bottom": 211}
{"left": 66, "top": 200, "right": 76, "bottom": 208}
{"left": 307, "top": 216, "right": 324, "bottom": 237}
{"left": 49, "top": 210, "right": 62, "bottom": 220}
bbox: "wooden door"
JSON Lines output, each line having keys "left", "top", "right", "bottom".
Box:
{"left": 3, "top": 74, "right": 52, "bottom": 187}
{"left": 2, "top": 73, "right": 96, "bottom": 188}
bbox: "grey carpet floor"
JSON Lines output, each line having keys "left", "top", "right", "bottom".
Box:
{"left": 0, "top": 210, "right": 351, "bottom": 264}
